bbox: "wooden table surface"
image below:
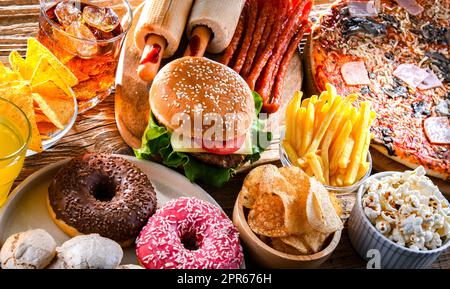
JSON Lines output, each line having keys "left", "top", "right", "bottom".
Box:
{"left": 2, "top": 0, "right": 449, "bottom": 269}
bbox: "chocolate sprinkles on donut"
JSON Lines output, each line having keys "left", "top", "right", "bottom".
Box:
{"left": 48, "top": 153, "right": 157, "bottom": 247}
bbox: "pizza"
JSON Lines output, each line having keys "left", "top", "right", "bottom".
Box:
{"left": 306, "top": 0, "right": 449, "bottom": 180}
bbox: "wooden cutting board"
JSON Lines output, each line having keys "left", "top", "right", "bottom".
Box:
{"left": 115, "top": 3, "right": 303, "bottom": 173}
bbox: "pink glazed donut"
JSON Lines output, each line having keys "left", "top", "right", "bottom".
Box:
{"left": 136, "top": 197, "right": 243, "bottom": 269}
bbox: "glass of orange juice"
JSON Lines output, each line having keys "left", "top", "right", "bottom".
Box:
{"left": 0, "top": 97, "right": 31, "bottom": 207}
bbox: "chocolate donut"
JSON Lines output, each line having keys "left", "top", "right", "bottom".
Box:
{"left": 48, "top": 153, "right": 157, "bottom": 247}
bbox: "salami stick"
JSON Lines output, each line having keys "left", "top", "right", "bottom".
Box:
{"left": 220, "top": 2, "right": 247, "bottom": 66}
{"left": 233, "top": 0, "right": 258, "bottom": 74}
{"left": 246, "top": 1, "right": 288, "bottom": 90}
{"left": 265, "top": 22, "right": 310, "bottom": 113}
{"left": 255, "top": 0, "right": 277, "bottom": 61}
{"left": 241, "top": 0, "right": 269, "bottom": 78}
{"left": 258, "top": 0, "right": 312, "bottom": 100}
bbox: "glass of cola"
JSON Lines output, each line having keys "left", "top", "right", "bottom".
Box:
{"left": 38, "top": 0, "right": 133, "bottom": 112}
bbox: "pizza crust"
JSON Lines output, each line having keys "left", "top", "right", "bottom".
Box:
{"left": 371, "top": 144, "right": 449, "bottom": 181}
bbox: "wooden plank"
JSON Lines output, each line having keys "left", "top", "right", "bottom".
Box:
{"left": 0, "top": 5, "right": 40, "bottom": 16}
{"left": 0, "top": 0, "right": 39, "bottom": 6}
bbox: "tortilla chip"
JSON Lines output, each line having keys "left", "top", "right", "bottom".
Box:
{"left": 37, "top": 121, "right": 58, "bottom": 136}
{"left": 248, "top": 193, "right": 289, "bottom": 238}
{"left": 31, "top": 80, "right": 74, "bottom": 127}
{"left": 32, "top": 92, "right": 73, "bottom": 129}
{"left": 0, "top": 69, "right": 22, "bottom": 82}
{"left": 0, "top": 83, "right": 42, "bottom": 152}
{"left": 26, "top": 38, "right": 78, "bottom": 87}
{"left": 30, "top": 57, "right": 74, "bottom": 98}
{"left": 9, "top": 50, "right": 30, "bottom": 79}
{"left": 40, "top": 134, "right": 52, "bottom": 140}
{"left": 34, "top": 112, "right": 51, "bottom": 123}
{"left": 0, "top": 81, "right": 29, "bottom": 89}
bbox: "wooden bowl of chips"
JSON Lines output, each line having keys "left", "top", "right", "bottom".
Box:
{"left": 232, "top": 165, "right": 343, "bottom": 269}
{"left": 233, "top": 200, "right": 341, "bottom": 268}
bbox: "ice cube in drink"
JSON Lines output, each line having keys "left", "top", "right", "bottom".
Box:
{"left": 83, "top": 6, "right": 120, "bottom": 32}
{"left": 54, "top": 1, "right": 81, "bottom": 27}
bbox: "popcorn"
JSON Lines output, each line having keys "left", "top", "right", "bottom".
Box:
{"left": 390, "top": 228, "right": 406, "bottom": 247}
{"left": 426, "top": 233, "right": 442, "bottom": 250}
{"left": 381, "top": 210, "right": 397, "bottom": 223}
{"left": 362, "top": 167, "right": 450, "bottom": 251}
{"left": 409, "top": 234, "right": 425, "bottom": 250}
{"left": 375, "top": 220, "right": 391, "bottom": 235}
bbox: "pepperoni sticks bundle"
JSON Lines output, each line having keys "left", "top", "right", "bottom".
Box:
{"left": 220, "top": 0, "right": 312, "bottom": 113}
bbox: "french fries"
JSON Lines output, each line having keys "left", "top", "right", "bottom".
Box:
{"left": 283, "top": 83, "right": 376, "bottom": 187}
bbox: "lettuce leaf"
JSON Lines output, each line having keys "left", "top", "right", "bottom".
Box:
{"left": 134, "top": 92, "right": 271, "bottom": 187}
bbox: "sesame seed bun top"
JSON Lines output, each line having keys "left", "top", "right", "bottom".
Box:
{"left": 149, "top": 57, "right": 255, "bottom": 141}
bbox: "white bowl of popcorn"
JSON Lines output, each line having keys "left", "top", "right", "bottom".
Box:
{"left": 348, "top": 167, "right": 450, "bottom": 269}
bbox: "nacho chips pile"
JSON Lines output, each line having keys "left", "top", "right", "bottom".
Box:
{"left": 0, "top": 38, "right": 78, "bottom": 152}
{"left": 240, "top": 165, "right": 344, "bottom": 255}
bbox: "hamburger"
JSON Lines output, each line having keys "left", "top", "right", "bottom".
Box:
{"left": 135, "top": 57, "right": 271, "bottom": 187}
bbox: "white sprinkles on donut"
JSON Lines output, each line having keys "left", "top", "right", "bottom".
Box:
{"left": 136, "top": 197, "right": 243, "bottom": 269}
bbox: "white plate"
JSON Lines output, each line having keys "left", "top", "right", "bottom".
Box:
{"left": 0, "top": 155, "right": 220, "bottom": 266}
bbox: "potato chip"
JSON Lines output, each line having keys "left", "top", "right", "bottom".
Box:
{"left": 9, "top": 50, "right": 30, "bottom": 80}
{"left": 329, "top": 192, "right": 343, "bottom": 218}
{"left": 243, "top": 164, "right": 343, "bottom": 256}
{"left": 248, "top": 193, "right": 289, "bottom": 238}
{"left": 279, "top": 235, "right": 310, "bottom": 254}
{"left": 240, "top": 165, "right": 273, "bottom": 209}
{"left": 26, "top": 38, "right": 78, "bottom": 87}
{"left": 299, "top": 230, "right": 330, "bottom": 253}
{"left": 32, "top": 92, "right": 73, "bottom": 130}
{"left": 278, "top": 166, "right": 309, "bottom": 189}
{"left": 30, "top": 57, "right": 73, "bottom": 98}
{"left": 258, "top": 167, "right": 307, "bottom": 235}
{"left": 272, "top": 238, "right": 303, "bottom": 255}
{"left": 0, "top": 83, "right": 42, "bottom": 152}
{"left": 259, "top": 235, "right": 272, "bottom": 246}
{"left": 278, "top": 166, "right": 311, "bottom": 235}
{"left": 308, "top": 178, "right": 343, "bottom": 233}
